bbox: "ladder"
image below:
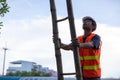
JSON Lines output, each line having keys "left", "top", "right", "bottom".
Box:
{"left": 50, "top": 0, "right": 83, "bottom": 80}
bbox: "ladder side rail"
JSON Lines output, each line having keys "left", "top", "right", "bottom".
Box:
{"left": 66, "top": 0, "right": 83, "bottom": 80}
{"left": 50, "top": 0, "right": 64, "bottom": 80}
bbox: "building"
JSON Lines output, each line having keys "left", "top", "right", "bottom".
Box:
{"left": 6, "top": 60, "right": 57, "bottom": 77}
{"left": 7, "top": 60, "right": 42, "bottom": 73}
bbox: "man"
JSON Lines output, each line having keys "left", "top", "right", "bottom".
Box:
{"left": 60, "top": 16, "right": 102, "bottom": 80}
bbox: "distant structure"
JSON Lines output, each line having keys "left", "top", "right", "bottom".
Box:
{"left": 7, "top": 60, "right": 57, "bottom": 77}
{"left": 2, "top": 47, "right": 8, "bottom": 76}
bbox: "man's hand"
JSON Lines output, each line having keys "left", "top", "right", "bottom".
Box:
{"left": 52, "top": 36, "right": 61, "bottom": 49}
{"left": 71, "top": 38, "right": 80, "bottom": 47}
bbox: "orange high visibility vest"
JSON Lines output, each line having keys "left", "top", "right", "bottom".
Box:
{"left": 77, "top": 33, "right": 102, "bottom": 78}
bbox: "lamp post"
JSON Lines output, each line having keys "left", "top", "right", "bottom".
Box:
{"left": 2, "top": 47, "right": 8, "bottom": 76}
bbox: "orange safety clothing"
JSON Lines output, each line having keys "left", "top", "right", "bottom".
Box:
{"left": 77, "top": 33, "right": 102, "bottom": 78}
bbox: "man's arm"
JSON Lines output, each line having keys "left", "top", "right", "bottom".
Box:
{"left": 59, "top": 35, "right": 100, "bottom": 49}
{"left": 60, "top": 43, "right": 72, "bottom": 50}
{"left": 78, "top": 35, "right": 100, "bottom": 49}
{"left": 53, "top": 37, "right": 72, "bottom": 50}
{"left": 78, "top": 42, "right": 94, "bottom": 48}
{"left": 61, "top": 40, "right": 94, "bottom": 49}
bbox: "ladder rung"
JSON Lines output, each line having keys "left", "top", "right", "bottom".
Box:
{"left": 61, "top": 72, "right": 76, "bottom": 75}
{"left": 57, "top": 17, "right": 68, "bottom": 22}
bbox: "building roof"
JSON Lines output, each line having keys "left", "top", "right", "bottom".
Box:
{"left": 10, "top": 60, "right": 36, "bottom": 64}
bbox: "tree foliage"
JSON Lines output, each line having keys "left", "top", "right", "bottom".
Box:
{"left": 0, "top": 0, "right": 9, "bottom": 28}
{"left": 6, "top": 71, "right": 51, "bottom": 77}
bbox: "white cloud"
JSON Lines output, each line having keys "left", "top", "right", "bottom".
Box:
{"left": 0, "top": 17, "right": 120, "bottom": 78}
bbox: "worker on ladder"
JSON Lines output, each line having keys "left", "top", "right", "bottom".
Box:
{"left": 60, "top": 16, "right": 102, "bottom": 80}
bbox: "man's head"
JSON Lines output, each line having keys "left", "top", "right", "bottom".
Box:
{"left": 82, "top": 16, "right": 97, "bottom": 32}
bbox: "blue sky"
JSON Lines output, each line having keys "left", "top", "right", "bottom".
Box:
{"left": 3, "top": 0, "right": 120, "bottom": 26}
{"left": 0, "top": 0, "right": 120, "bottom": 78}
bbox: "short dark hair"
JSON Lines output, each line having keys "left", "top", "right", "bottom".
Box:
{"left": 82, "top": 16, "right": 97, "bottom": 31}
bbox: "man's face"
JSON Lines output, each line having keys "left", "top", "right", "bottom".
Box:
{"left": 83, "top": 20, "right": 93, "bottom": 31}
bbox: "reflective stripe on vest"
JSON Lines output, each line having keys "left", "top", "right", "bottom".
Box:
{"left": 80, "top": 56, "right": 100, "bottom": 60}
{"left": 83, "top": 65, "right": 101, "bottom": 70}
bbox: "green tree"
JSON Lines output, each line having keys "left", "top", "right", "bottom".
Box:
{"left": 21, "top": 71, "right": 30, "bottom": 76}
{"left": 15, "top": 71, "right": 21, "bottom": 76}
{"left": 0, "top": 0, "right": 9, "bottom": 28}
{"left": 40, "top": 72, "right": 51, "bottom": 77}
{"left": 30, "top": 71, "right": 40, "bottom": 76}
{"left": 6, "top": 71, "right": 51, "bottom": 77}
{"left": 6, "top": 72, "right": 14, "bottom": 76}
